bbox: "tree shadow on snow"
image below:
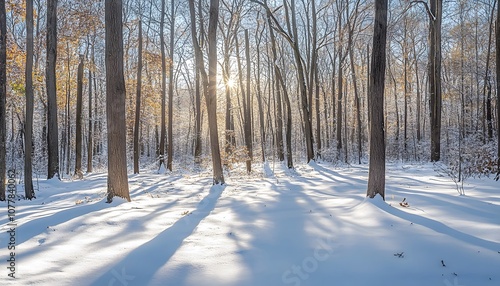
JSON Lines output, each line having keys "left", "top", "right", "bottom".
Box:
{"left": 89, "top": 184, "right": 226, "bottom": 286}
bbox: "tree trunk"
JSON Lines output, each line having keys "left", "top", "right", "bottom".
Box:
{"left": 289, "top": 0, "right": 314, "bottom": 162}
{"left": 0, "top": 0, "right": 6, "bottom": 201}
{"left": 264, "top": 5, "right": 284, "bottom": 162}
{"left": 46, "top": 0, "right": 59, "bottom": 179}
{"left": 159, "top": 0, "right": 167, "bottom": 171}
{"left": 429, "top": 0, "right": 442, "bottom": 162}
{"left": 87, "top": 39, "right": 94, "bottom": 173}
{"left": 74, "top": 55, "right": 84, "bottom": 178}
{"left": 367, "top": 0, "right": 388, "bottom": 200}
{"left": 133, "top": 20, "right": 143, "bottom": 174}
{"left": 24, "top": 0, "right": 35, "bottom": 199}
{"left": 497, "top": 0, "right": 500, "bottom": 159}
{"left": 483, "top": 0, "right": 497, "bottom": 140}
{"left": 245, "top": 29, "right": 253, "bottom": 172}
{"left": 188, "top": 0, "right": 224, "bottom": 184}
{"left": 105, "top": 0, "right": 130, "bottom": 202}
{"left": 167, "top": 0, "right": 174, "bottom": 172}
{"left": 255, "top": 30, "right": 266, "bottom": 162}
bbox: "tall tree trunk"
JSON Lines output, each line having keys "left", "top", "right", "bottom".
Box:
{"left": 337, "top": 49, "right": 343, "bottom": 151}
{"left": 188, "top": 0, "right": 224, "bottom": 184}
{"left": 24, "top": 0, "right": 35, "bottom": 199}
{"left": 0, "top": 0, "right": 6, "bottom": 201}
{"left": 412, "top": 36, "right": 421, "bottom": 142}
{"left": 46, "top": 0, "right": 59, "bottom": 179}
{"left": 74, "top": 55, "right": 84, "bottom": 178}
{"left": 429, "top": 0, "right": 442, "bottom": 162}
{"left": 207, "top": 0, "right": 224, "bottom": 184}
{"left": 159, "top": 0, "right": 167, "bottom": 170}
{"left": 289, "top": 0, "right": 314, "bottom": 162}
{"left": 133, "top": 20, "right": 143, "bottom": 174}
{"left": 483, "top": 0, "right": 497, "bottom": 140}
{"left": 87, "top": 39, "right": 94, "bottom": 173}
{"left": 497, "top": 0, "right": 500, "bottom": 159}
{"left": 255, "top": 29, "right": 266, "bottom": 162}
{"left": 245, "top": 29, "right": 252, "bottom": 172}
{"left": 367, "top": 0, "right": 388, "bottom": 199}
{"left": 105, "top": 0, "right": 130, "bottom": 202}
{"left": 264, "top": 3, "right": 284, "bottom": 162}
{"left": 167, "top": 0, "right": 174, "bottom": 171}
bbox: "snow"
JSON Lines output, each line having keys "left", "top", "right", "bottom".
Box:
{"left": 1, "top": 162, "right": 499, "bottom": 286}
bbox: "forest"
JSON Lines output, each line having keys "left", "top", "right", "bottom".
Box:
{"left": 0, "top": 0, "right": 499, "bottom": 201}
{"left": 0, "top": 0, "right": 499, "bottom": 285}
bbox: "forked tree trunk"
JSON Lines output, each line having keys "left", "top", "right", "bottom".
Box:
{"left": 105, "top": 0, "right": 130, "bottom": 202}
{"left": 188, "top": 0, "right": 224, "bottom": 184}
{"left": 367, "top": 0, "right": 388, "bottom": 200}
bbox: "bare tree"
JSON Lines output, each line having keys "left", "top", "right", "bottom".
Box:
{"left": 159, "top": 0, "right": 167, "bottom": 171}
{"left": 74, "top": 54, "right": 84, "bottom": 178}
{"left": 24, "top": 0, "right": 35, "bottom": 199}
{"left": 367, "top": 0, "right": 388, "bottom": 199}
{"left": 0, "top": 0, "right": 5, "bottom": 201}
{"left": 188, "top": 0, "right": 224, "bottom": 184}
{"left": 429, "top": 0, "right": 442, "bottom": 162}
{"left": 46, "top": 0, "right": 59, "bottom": 179}
{"left": 167, "top": 0, "right": 175, "bottom": 172}
{"left": 497, "top": 0, "right": 500, "bottom": 160}
{"left": 133, "top": 19, "right": 143, "bottom": 174}
{"left": 105, "top": 0, "right": 130, "bottom": 202}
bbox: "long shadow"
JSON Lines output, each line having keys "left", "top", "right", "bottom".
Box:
{"left": 89, "top": 184, "right": 226, "bottom": 286}
{"left": 373, "top": 199, "right": 500, "bottom": 251}
{"left": 0, "top": 174, "right": 185, "bottom": 247}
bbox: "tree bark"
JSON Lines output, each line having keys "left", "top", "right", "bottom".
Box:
{"left": 87, "top": 39, "right": 95, "bottom": 173}
{"left": 74, "top": 55, "right": 84, "bottom": 178}
{"left": 188, "top": 0, "right": 224, "bottom": 184}
{"left": 0, "top": 0, "right": 6, "bottom": 201}
{"left": 367, "top": 0, "right": 388, "bottom": 200}
{"left": 429, "top": 0, "right": 442, "bottom": 162}
{"left": 24, "top": 0, "right": 35, "bottom": 199}
{"left": 46, "top": 0, "right": 59, "bottom": 179}
{"left": 133, "top": 20, "right": 143, "bottom": 174}
{"left": 167, "top": 0, "right": 174, "bottom": 172}
{"left": 497, "top": 0, "right": 500, "bottom": 159}
{"left": 105, "top": 0, "right": 130, "bottom": 202}
{"left": 159, "top": 0, "right": 167, "bottom": 170}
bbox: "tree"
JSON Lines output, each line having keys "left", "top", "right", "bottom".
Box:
{"left": 24, "top": 0, "right": 35, "bottom": 199}
{"left": 105, "top": 0, "right": 130, "bottom": 202}
{"left": 0, "top": 0, "right": 6, "bottom": 201}
{"left": 429, "top": 0, "right": 442, "bottom": 162}
{"left": 46, "top": 0, "right": 59, "bottom": 179}
{"left": 159, "top": 0, "right": 167, "bottom": 171}
{"left": 367, "top": 0, "right": 388, "bottom": 199}
{"left": 74, "top": 54, "right": 84, "bottom": 178}
{"left": 188, "top": 0, "right": 224, "bottom": 184}
{"left": 497, "top": 0, "right": 500, "bottom": 160}
{"left": 133, "top": 19, "right": 143, "bottom": 174}
{"left": 167, "top": 0, "right": 175, "bottom": 172}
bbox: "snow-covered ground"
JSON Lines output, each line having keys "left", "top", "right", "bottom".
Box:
{"left": 1, "top": 162, "right": 499, "bottom": 286}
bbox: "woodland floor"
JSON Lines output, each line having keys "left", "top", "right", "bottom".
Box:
{"left": 1, "top": 161, "right": 499, "bottom": 286}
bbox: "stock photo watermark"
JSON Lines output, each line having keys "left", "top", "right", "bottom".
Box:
{"left": 108, "top": 267, "right": 135, "bottom": 286}
{"left": 282, "top": 236, "right": 336, "bottom": 286}
{"left": 6, "top": 169, "right": 17, "bottom": 279}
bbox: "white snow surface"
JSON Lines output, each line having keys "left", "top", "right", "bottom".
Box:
{"left": 1, "top": 162, "right": 499, "bottom": 286}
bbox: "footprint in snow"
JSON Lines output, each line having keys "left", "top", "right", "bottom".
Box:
{"left": 38, "top": 238, "right": 46, "bottom": 245}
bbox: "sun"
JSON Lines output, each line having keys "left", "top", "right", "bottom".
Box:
{"left": 226, "top": 78, "right": 236, "bottom": 88}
